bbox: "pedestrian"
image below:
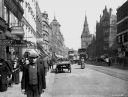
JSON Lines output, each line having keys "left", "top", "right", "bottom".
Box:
{"left": 81, "top": 57, "right": 85, "bottom": 69}
{"left": 12, "top": 58, "right": 20, "bottom": 84}
{"left": 108, "top": 57, "right": 111, "bottom": 66}
{"left": 5, "top": 59, "right": 13, "bottom": 87}
{"left": 21, "top": 50, "right": 45, "bottom": 97}
{"left": 0, "top": 58, "right": 12, "bottom": 92}
{"left": 49, "top": 58, "right": 53, "bottom": 69}
{"left": 105, "top": 56, "right": 111, "bottom": 66}
{"left": 43, "top": 56, "right": 49, "bottom": 76}
{"left": 36, "top": 55, "right": 46, "bottom": 89}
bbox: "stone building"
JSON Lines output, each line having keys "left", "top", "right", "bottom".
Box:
{"left": 81, "top": 13, "right": 92, "bottom": 49}
{"left": 96, "top": 6, "right": 117, "bottom": 57}
{"left": 0, "top": 0, "right": 24, "bottom": 60}
{"left": 42, "top": 11, "right": 50, "bottom": 54}
{"left": 50, "top": 16, "right": 64, "bottom": 56}
{"left": 36, "top": 1, "right": 48, "bottom": 57}
{"left": 117, "top": 0, "right": 128, "bottom": 57}
{"left": 20, "top": 0, "right": 37, "bottom": 56}
{"left": 36, "top": 1, "right": 42, "bottom": 41}
{"left": 86, "top": 35, "right": 96, "bottom": 58}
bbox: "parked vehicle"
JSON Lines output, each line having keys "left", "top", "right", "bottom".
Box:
{"left": 56, "top": 58, "right": 71, "bottom": 73}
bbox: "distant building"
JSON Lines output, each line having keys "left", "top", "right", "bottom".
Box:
{"left": 87, "top": 35, "right": 96, "bottom": 58}
{"left": 50, "top": 16, "right": 64, "bottom": 56}
{"left": 96, "top": 6, "right": 117, "bottom": 57}
{"left": 42, "top": 11, "right": 50, "bottom": 53}
{"left": 81, "top": 13, "right": 92, "bottom": 49}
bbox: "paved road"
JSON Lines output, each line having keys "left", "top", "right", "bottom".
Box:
{"left": 0, "top": 64, "right": 128, "bottom": 97}
{"left": 52, "top": 64, "right": 128, "bottom": 97}
{"left": 0, "top": 70, "right": 55, "bottom": 97}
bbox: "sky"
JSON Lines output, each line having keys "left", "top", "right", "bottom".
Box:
{"left": 38, "top": 0, "right": 127, "bottom": 50}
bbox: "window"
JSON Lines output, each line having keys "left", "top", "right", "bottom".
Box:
{"left": 4, "top": 6, "right": 9, "bottom": 23}
{"left": 9, "top": 12, "right": 18, "bottom": 27}
{"left": 122, "top": 35, "right": 124, "bottom": 43}
{"left": 118, "top": 36, "right": 120, "bottom": 43}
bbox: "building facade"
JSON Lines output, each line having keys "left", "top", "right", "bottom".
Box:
{"left": 42, "top": 11, "right": 50, "bottom": 53}
{"left": 117, "top": 1, "right": 128, "bottom": 57}
{"left": 21, "top": 0, "right": 36, "bottom": 44}
{"left": 86, "top": 35, "right": 96, "bottom": 58}
{"left": 50, "top": 17, "right": 65, "bottom": 56}
{"left": 0, "top": 0, "right": 24, "bottom": 60}
{"left": 96, "top": 6, "right": 117, "bottom": 57}
{"left": 81, "top": 13, "right": 92, "bottom": 49}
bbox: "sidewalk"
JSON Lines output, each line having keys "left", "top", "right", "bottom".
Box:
{"left": 86, "top": 63, "right": 128, "bottom": 81}
{"left": 0, "top": 69, "right": 55, "bottom": 97}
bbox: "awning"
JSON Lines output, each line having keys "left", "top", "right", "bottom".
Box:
{"left": 11, "top": 26, "right": 25, "bottom": 39}
{"left": 56, "top": 54, "right": 64, "bottom": 58}
{"left": 23, "top": 48, "right": 40, "bottom": 58}
{"left": 5, "top": 30, "right": 19, "bottom": 40}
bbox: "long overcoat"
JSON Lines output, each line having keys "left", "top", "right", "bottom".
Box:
{"left": 0, "top": 58, "right": 12, "bottom": 91}
{"left": 21, "top": 58, "right": 46, "bottom": 94}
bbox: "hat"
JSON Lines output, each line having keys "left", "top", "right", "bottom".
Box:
{"left": 24, "top": 49, "right": 39, "bottom": 58}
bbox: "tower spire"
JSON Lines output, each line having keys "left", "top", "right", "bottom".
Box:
{"left": 82, "top": 12, "right": 89, "bottom": 36}
{"left": 54, "top": 11, "right": 57, "bottom": 21}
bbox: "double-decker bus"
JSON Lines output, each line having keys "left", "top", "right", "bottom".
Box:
{"left": 68, "top": 50, "right": 75, "bottom": 63}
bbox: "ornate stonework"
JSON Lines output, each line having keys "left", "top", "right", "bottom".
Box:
{"left": 81, "top": 13, "right": 92, "bottom": 49}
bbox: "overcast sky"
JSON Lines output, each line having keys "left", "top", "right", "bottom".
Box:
{"left": 38, "top": 0, "right": 126, "bottom": 50}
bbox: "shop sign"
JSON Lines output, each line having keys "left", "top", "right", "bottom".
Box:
{"left": 11, "top": 26, "right": 24, "bottom": 37}
{"left": 11, "top": 44, "right": 27, "bottom": 47}
{"left": 0, "top": 40, "right": 12, "bottom": 46}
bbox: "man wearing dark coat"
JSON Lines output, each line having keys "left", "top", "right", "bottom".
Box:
{"left": 21, "top": 51, "right": 46, "bottom": 97}
{"left": 0, "top": 58, "right": 12, "bottom": 92}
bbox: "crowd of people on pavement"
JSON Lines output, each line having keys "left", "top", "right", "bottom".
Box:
{"left": 0, "top": 49, "right": 55, "bottom": 97}
{"left": 0, "top": 57, "right": 21, "bottom": 92}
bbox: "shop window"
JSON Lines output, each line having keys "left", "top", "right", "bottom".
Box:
{"left": 124, "top": 33, "right": 128, "bottom": 42}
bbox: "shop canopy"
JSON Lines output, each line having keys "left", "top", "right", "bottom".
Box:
{"left": 56, "top": 54, "right": 64, "bottom": 59}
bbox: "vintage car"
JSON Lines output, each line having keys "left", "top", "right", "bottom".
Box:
{"left": 56, "top": 58, "right": 71, "bottom": 73}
